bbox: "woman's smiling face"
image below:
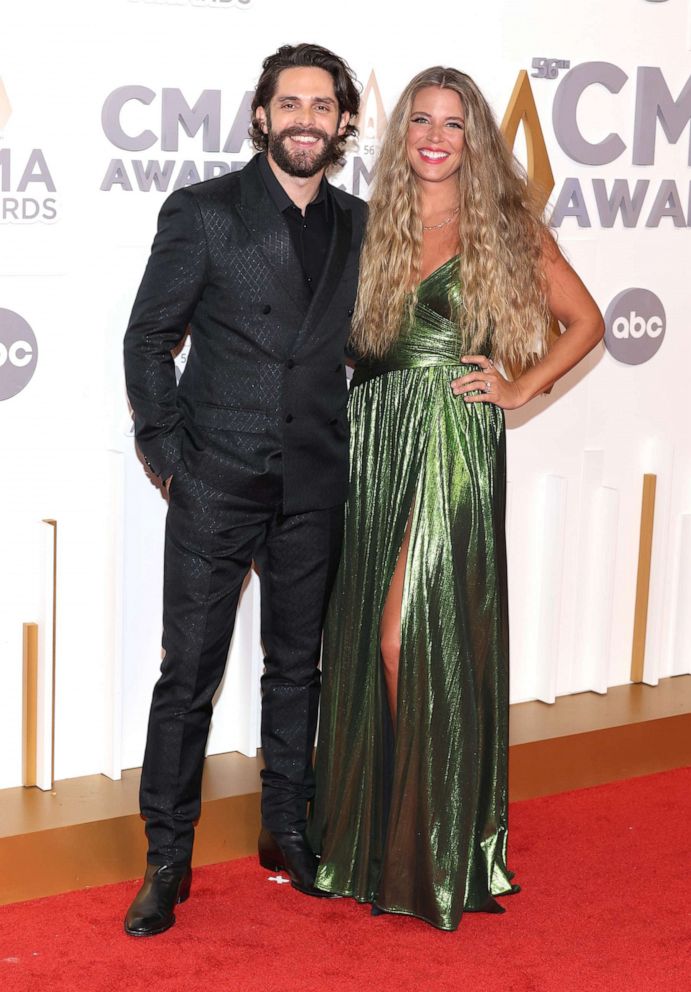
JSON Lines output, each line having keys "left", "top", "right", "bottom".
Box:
{"left": 406, "top": 86, "right": 466, "bottom": 186}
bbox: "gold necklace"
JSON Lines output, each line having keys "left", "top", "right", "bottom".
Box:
{"left": 422, "top": 206, "right": 460, "bottom": 231}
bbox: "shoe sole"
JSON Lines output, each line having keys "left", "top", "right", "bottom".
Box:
{"left": 290, "top": 880, "right": 340, "bottom": 900}
{"left": 124, "top": 914, "right": 176, "bottom": 937}
{"left": 258, "top": 852, "right": 337, "bottom": 899}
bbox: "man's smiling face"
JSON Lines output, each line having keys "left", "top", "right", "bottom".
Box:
{"left": 257, "top": 66, "right": 349, "bottom": 178}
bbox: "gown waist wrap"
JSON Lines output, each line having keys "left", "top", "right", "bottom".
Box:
{"left": 352, "top": 298, "right": 487, "bottom": 384}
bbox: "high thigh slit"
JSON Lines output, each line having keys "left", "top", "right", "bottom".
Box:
{"left": 379, "top": 508, "right": 414, "bottom": 729}
{"left": 308, "top": 257, "right": 516, "bottom": 931}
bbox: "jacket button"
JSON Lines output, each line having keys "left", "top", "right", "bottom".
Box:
{"left": 347, "top": 308, "right": 353, "bottom": 316}
{"left": 286, "top": 359, "right": 295, "bottom": 369}
{"left": 262, "top": 304, "right": 271, "bottom": 314}
{"left": 285, "top": 414, "right": 294, "bottom": 423}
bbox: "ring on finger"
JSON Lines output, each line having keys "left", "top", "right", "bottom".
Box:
{"left": 485, "top": 380, "right": 491, "bottom": 392}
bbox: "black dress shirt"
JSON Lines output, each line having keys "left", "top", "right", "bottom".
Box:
{"left": 258, "top": 153, "right": 333, "bottom": 295}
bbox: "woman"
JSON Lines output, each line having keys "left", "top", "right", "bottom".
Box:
{"left": 308, "top": 67, "right": 604, "bottom": 930}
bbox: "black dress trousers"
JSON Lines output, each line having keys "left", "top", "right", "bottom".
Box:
{"left": 139, "top": 465, "right": 343, "bottom": 867}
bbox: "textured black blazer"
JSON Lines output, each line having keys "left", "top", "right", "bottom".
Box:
{"left": 123, "top": 154, "right": 366, "bottom": 513}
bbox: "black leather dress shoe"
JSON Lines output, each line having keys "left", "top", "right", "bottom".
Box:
{"left": 124, "top": 863, "right": 192, "bottom": 937}
{"left": 258, "top": 827, "right": 336, "bottom": 898}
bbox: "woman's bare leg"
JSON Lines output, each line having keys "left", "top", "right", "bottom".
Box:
{"left": 379, "top": 515, "right": 413, "bottom": 733}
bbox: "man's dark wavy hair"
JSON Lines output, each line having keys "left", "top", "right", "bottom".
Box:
{"left": 250, "top": 43, "right": 360, "bottom": 164}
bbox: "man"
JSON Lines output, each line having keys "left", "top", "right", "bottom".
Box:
{"left": 123, "top": 43, "right": 365, "bottom": 936}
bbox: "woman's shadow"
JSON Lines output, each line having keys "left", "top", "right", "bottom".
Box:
{"left": 505, "top": 339, "right": 605, "bottom": 431}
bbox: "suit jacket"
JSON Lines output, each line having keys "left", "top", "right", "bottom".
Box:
{"left": 123, "top": 154, "right": 366, "bottom": 514}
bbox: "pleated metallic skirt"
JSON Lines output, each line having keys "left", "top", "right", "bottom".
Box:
{"left": 308, "top": 269, "right": 516, "bottom": 929}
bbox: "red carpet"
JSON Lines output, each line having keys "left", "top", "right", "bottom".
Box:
{"left": 1, "top": 768, "right": 689, "bottom": 992}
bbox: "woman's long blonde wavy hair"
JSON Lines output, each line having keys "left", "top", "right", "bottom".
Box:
{"left": 350, "top": 67, "right": 550, "bottom": 372}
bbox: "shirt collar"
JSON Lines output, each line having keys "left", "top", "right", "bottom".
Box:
{"left": 258, "top": 152, "right": 328, "bottom": 213}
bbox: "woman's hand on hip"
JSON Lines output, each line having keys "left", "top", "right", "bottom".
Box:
{"left": 451, "top": 356, "right": 525, "bottom": 410}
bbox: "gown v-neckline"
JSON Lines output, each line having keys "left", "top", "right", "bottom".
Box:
{"left": 417, "top": 253, "right": 460, "bottom": 289}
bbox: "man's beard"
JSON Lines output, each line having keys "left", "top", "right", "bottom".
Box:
{"left": 268, "top": 124, "right": 342, "bottom": 178}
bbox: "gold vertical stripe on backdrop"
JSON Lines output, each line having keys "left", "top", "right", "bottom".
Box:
{"left": 22, "top": 623, "right": 38, "bottom": 787}
{"left": 43, "top": 519, "right": 58, "bottom": 785}
{"left": 500, "top": 70, "right": 560, "bottom": 376}
{"left": 631, "top": 475, "right": 657, "bottom": 683}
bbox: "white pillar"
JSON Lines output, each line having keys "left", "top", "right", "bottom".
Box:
{"left": 36, "top": 519, "right": 56, "bottom": 791}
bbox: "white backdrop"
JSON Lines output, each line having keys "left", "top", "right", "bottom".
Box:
{"left": 0, "top": 0, "right": 689, "bottom": 787}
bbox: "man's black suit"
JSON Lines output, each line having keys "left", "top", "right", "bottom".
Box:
{"left": 124, "top": 154, "right": 366, "bottom": 867}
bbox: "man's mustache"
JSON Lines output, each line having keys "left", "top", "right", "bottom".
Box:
{"left": 277, "top": 126, "right": 329, "bottom": 142}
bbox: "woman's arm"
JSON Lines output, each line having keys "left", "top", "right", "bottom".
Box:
{"left": 452, "top": 234, "right": 605, "bottom": 409}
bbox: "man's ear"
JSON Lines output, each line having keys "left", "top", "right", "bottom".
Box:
{"left": 338, "top": 111, "right": 350, "bottom": 136}
{"left": 256, "top": 106, "right": 268, "bottom": 133}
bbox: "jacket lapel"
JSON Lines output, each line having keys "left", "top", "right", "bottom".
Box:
{"left": 293, "top": 196, "right": 353, "bottom": 351}
{"left": 235, "top": 157, "right": 311, "bottom": 315}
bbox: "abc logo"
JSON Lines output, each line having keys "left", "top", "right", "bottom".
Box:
{"left": 604, "top": 289, "right": 666, "bottom": 365}
{"left": 0, "top": 308, "right": 38, "bottom": 400}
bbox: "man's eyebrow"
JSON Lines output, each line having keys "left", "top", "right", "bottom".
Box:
{"left": 276, "top": 95, "right": 337, "bottom": 104}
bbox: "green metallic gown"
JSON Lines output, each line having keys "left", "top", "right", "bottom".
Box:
{"left": 308, "top": 256, "right": 517, "bottom": 931}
